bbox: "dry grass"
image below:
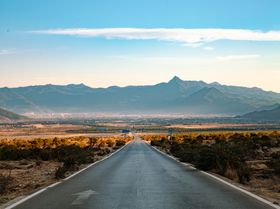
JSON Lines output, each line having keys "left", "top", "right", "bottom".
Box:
{"left": 0, "top": 124, "right": 122, "bottom": 139}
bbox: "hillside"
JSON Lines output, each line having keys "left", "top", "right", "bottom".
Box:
{"left": 240, "top": 105, "right": 280, "bottom": 121}
{"left": 0, "top": 76, "right": 280, "bottom": 115}
{"left": 0, "top": 107, "right": 27, "bottom": 122}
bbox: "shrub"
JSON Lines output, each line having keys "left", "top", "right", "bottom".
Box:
{"left": 195, "top": 146, "right": 217, "bottom": 171}
{"left": 115, "top": 139, "right": 126, "bottom": 147}
{"left": 0, "top": 174, "right": 13, "bottom": 194}
{"left": 144, "top": 132, "right": 259, "bottom": 184}
{"left": 237, "top": 165, "right": 251, "bottom": 183}
{"left": 55, "top": 166, "right": 66, "bottom": 179}
{"left": 106, "top": 139, "right": 114, "bottom": 147}
{"left": 270, "top": 152, "right": 280, "bottom": 176}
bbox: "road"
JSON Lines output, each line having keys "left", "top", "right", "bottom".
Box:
{"left": 12, "top": 137, "right": 275, "bottom": 209}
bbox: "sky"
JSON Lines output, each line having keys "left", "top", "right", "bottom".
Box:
{"left": 1, "top": 0, "right": 280, "bottom": 92}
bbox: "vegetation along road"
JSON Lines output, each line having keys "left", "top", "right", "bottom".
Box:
{"left": 10, "top": 136, "right": 277, "bottom": 209}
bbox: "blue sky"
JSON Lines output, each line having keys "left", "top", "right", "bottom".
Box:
{"left": 1, "top": 0, "right": 280, "bottom": 91}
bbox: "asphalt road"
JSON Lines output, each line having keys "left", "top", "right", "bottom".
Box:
{"left": 12, "top": 137, "right": 275, "bottom": 209}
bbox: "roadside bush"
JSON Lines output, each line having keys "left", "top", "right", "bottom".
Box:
{"left": 0, "top": 145, "right": 20, "bottom": 160}
{"left": 236, "top": 165, "right": 251, "bottom": 183}
{"left": 106, "top": 139, "right": 114, "bottom": 147}
{"left": 0, "top": 174, "right": 13, "bottom": 194}
{"left": 170, "top": 141, "right": 184, "bottom": 158}
{"left": 150, "top": 139, "right": 161, "bottom": 147}
{"left": 195, "top": 146, "right": 217, "bottom": 171}
{"left": 115, "top": 139, "right": 126, "bottom": 147}
{"left": 55, "top": 166, "right": 67, "bottom": 179}
{"left": 146, "top": 131, "right": 260, "bottom": 184}
{"left": 0, "top": 135, "right": 129, "bottom": 162}
{"left": 270, "top": 152, "right": 280, "bottom": 176}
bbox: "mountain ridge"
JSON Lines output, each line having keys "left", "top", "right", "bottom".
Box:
{"left": 240, "top": 105, "right": 280, "bottom": 121}
{"left": 1, "top": 76, "right": 280, "bottom": 116}
{"left": 0, "top": 107, "right": 27, "bottom": 122}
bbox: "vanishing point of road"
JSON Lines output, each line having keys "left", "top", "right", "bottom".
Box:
{"left": 11, "top": 136, "right": 276, "bottom": 209}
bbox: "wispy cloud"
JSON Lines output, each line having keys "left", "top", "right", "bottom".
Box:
{"left": 0, "top": 49, "right": 15, "bottom": 55}
{"left": 111, "top": 54, "right": 261, "bottom": 64}
{"left": 216, "top": 54, "right": 260, "bottom": 61}
{"left": 30, "top": 28, "right": 280, "bottom": 44}
{"left": 203, "top": 46, "right": 214, "bottom": 51}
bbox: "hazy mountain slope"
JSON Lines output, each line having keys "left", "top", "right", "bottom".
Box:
{"left": 0, "top": 76, "right": 280, "bottom": 115}
{"left": 0, "top": 107, "right": 27, "bottom": 121}
{"left": 210, "top": 83, "right": 280, "bottom": 108}
{"left": 255, "top": 103, "right": 280, "bottom": 111}
{"left": 182, "top": 87, "right": 253, "bottom": 114}
{"left": 240, "top": 105, "right": 280, "bottom": 121}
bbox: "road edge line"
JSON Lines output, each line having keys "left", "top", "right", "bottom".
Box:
{"left": 64, "top": 140, "right": 131, "bottom": 181}
{"left": 4, "top": 140, "right": 132, "bottom": 209}
{"left": 149, "top": 145, "right": 280, "bottom": 209}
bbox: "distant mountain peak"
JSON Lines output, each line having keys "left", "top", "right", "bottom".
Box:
{"left": 211, "top": 81, "right": 221, "bottom": 86}
{"left": 168, "top": 76, "right": 184, "bottom": 84}
{"left": 67, "top": 83, "right": 88, "bottom": 88}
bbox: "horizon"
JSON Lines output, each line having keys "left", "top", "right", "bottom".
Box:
{"left": 0, "top": 75, "right": 279, "bottom": 93}
{"left": 1, "top": 0, "right": 280, "bottom": 92}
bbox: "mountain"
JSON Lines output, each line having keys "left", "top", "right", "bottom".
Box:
{"left": 0, "top": 76, "right": 280, "bottom": 116}
{"left": 240, "top": 105, "right": 280, "bottom": 121}
{"left": 182, "top": 87, "right": 253, "bottom": 114}
{"left": 255, "top": 103, "right": 280, "bottom": 112}
{"left": 0, "top": 107, "right": 27, "bottom": 122}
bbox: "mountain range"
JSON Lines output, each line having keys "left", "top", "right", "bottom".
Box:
{"left": 0, "top": 107, "right": 27, "bottom": 122}
{"left": 1, "top": 76, "right": 280, "bottom": 116}
{"left": 240, "top": 105, "right": 280, "bottom": 121}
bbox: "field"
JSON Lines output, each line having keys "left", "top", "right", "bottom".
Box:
{"left": 1, "top": 116, "right": 280, "bottom": 138}
{"left": 142, "top": 131, "right": 280, "bottom": 203}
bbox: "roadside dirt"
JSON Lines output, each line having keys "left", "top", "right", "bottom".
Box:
{"left": 0, "top": 160, "right": 61, "bottom": 206}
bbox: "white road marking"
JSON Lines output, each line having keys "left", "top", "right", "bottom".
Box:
{"left": 150, "top": 144, "right": 280, "bottom": 209}
{"left": 4, "top": 181, "right": 63, "bottom": 209}
{"left": 4, "top": 141, "right": 132, "bottom": 209}
{"left": 71, "top": 190, "right": 98, "bottom": 205}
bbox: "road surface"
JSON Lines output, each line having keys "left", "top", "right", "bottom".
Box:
{"left": 12, "top": 137, "right": 275, "bottom": 209}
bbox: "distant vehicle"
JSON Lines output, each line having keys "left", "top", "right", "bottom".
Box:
{"left": 121, "top": 129, "right": 130, "bottom": 134}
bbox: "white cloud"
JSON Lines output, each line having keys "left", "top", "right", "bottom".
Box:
{"left": 0, "top": 49, "right": 15, "bottom": 55}
{"left": 30, "top": 28, "right": 280, "bottom": 44}
{"left": 216, "top": 54, "right": 260, "bottom": 61}
{"left": 203, "top": 46, "right": 214, "bottom": 51}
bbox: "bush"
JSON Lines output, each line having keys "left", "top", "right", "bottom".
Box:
{"left": 55, "top": 166, "right": 66, "bottom": 179}
{"left": 237, "top": 165, "right": 251, "bottom": 183}
{"left": 115, "top": 139, "right": 126, "bottom": 147}
{"left": 0, "top": 174, "right": 13, "bottom": 194}
{"left": 270, "top": 152, "right": 280, "bottom": 176}
{"left": 195, "top": 146, "right": 217, "bottom": 171}
{"left": 106, "top": 139, "right": 114, "bottom": 147}
{"left": 144, "top": 132, "right": 260, "bottom": 184}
